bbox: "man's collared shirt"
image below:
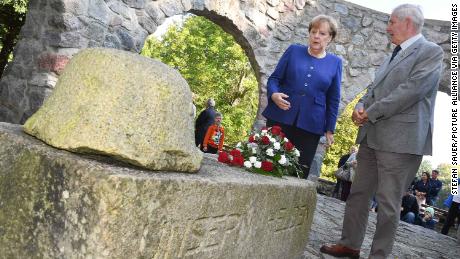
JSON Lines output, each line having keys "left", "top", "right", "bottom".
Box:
{"left": 400, "top": 33, "right": 423, "bottom": 51}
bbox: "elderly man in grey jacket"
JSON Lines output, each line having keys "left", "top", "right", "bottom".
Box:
{"left": 321, "top": 4, "right": 444, "bottom": 258}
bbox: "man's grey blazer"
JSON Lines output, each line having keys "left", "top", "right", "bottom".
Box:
{"left": 356, "top": 37, "right": 444, "bottom": 155}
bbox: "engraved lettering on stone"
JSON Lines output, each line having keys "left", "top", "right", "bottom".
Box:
{"left": 179, "top": 214, "right": 242, "bottom": 257}
{"left": 268, "top": 205, "right": 308, "bottom": 233}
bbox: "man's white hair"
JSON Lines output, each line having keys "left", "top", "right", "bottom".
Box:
{"left": 392, "top": 4, "right": 424, "bottom": 33}
{"left": 207, "top": 98, "right": 215, "bottom": 107}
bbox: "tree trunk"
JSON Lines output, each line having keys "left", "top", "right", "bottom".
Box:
{"left": 230, "top": 69, "right": 247, "bottom": 106}
{"left": 0, "top": 30, "right": 18, "bottom": 79}
{"left": 0, "top": 3, "right": 26, "bottom": 79}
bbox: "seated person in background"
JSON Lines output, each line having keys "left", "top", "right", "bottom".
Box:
{"left": 427, "top": 169, "right": 442, "bottom": 205}
{"left": 202, "top": 113, "right": 225, "bottom": 154}
{"left": 414, "top": 172, "right": 432, "bottom": 212}
{"left": 400, "top": 188, "right": 419, "bottom": 224}
{"left": 415, "top": 207, "right": 436, "bottom": 230}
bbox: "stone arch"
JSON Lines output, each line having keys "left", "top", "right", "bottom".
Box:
{"left": 0, "top": 0, "right": 451, "bottom": 125}
{"left": 188, "top": 9, "right": 261, "bottom": 83}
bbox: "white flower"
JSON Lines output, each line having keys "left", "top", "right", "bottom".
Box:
{"left": 236, "top": 142, "right": 242, "bottom": 148}
{"left": 247, "top": 142, "right": 258, "bottom": 149}
{"left": 273, "top": 142, "right": 281, "bottom": 150}
{"left": 278, "top": 155, "right": 287, "bottom": 165}
{"left": 249, "top": 156, "right": 257, "bottom": 163}
{"left": 62, "top": 190, "right": 70, "bottom": 199}
{"left": 266, "top": 148, "right": 275, "bottom": 157}
{"left": 254, "top": 161, "right": 262, "bottom": 168}
{"left": 261, "top": 130, "right": 268, "bottom": 136}
{"left": 294, "top": 149, "right": 300, "bottom": 157}
{"left": 284, "top": 137, "right": 289, "bottom": 142}
{"left": 252, "top": 148, "right": 257, "bottom": 154}
{"left": 244, "top": 161, "right": 252, "bottom": 168}
{"left": 270, "top": 137, "right": 276, "bottom": 143}
{"left": 254, "top": 133, "right": 260, "bottom": 138}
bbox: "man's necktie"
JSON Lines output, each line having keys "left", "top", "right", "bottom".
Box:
{"left": 390, "top": 45, "right": 401, "bottom": 62}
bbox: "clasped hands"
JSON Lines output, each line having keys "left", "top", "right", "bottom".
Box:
{"left": 352, "top": 107, "right": 368, "bottom": 126}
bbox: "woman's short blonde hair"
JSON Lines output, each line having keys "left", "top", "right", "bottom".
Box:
{"left": 308, "top": 15, "right": 339, "bottom": 40}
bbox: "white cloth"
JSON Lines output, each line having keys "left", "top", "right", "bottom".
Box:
{"left": 453, "top": 193, "right": 460, "bottom": 203}
{"left": 192, "top": 104, "right": 196, "bottom": 118}
{"left": 416, "top": 195, "right": 426, "bottom": 213}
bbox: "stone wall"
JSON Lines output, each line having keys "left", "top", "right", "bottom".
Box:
{"left": 0, "top": 0, "right": 451, "bottom": 125}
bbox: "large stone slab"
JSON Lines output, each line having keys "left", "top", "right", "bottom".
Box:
{"left": 23, "top": 48, "right": 201, "bottom": 173}
{"left": 303, "top": 195, "right": 460, "bottom": 258}
{"left": 0, "top": 122, "right": 316, "bottom": 259}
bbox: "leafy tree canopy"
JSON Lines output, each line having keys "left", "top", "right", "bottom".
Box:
{"left": 0, "top": 0, "right": 28, "bottom": 78}
{"left": 141, "top": 15, "right": 258, "bottom": 145}
{"left": 417, "top": 160, "right": 433, "bottom": 176}
{"left": 0, "top": 0, "right": 28, "bottom": 13}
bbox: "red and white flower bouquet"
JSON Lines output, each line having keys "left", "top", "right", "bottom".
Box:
{"left": 218, "top": 126, "right": 305, "bottom": 178}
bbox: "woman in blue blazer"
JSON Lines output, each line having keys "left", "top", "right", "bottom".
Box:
{"left": 262, "top": 15, "right": 342, "bottom": 179}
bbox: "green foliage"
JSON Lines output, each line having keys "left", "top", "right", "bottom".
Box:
{"left": 320, "top": 93, "right": 363, "bottom": 181}
{"left": 141, "top": 15, "right": 258, "bottom": 145}
{"left": 417, "top": 160, "right": 433, "bottom": 176}
{"left": 0, "top": 0, "right": 28, "bottom": 13}
{"left": 0, "top": 0, "right": 28, "bottom": 77}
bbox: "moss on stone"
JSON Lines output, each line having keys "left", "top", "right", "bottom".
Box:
{"left": 23, "top": 48, "right": 202, "bottom": 173}
{"left": 1, "top": 123, "right": 317, "bottom": 258}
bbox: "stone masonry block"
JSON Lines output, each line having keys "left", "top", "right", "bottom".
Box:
{"left": 25, "top": 48, "right": 201, "bottom": 172}
{"left": 37, "top": 53, "right": 70, "bottom": 75}
{"left": 0, "top": 123, "right": 317, "bottom": 259}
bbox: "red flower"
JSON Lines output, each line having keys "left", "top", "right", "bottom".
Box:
{"left": 261, "top": 136, "right": 270, "bottom": 145}
{"left": 218, "top": 151, "right": 230, "bottom": 163}
{"left": 284, "top": 142, "right": 294, "bottom": 151}
{"left": 271, "top": 125, "right": 282, "bottom": 135}
{"left": 261, "top": 161, "right": 274, "bottom": 172}
{"left": 248, "top": 135, "right": 256, "bottom": 143}
{"left": 279, "top": 132, "right": 286, "bottom": 139}
{"left": 231, "top": 155, "right": 245, "bottom": 167}
{"left": 230, "top": 149, "right": 242, "bottom": 158}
